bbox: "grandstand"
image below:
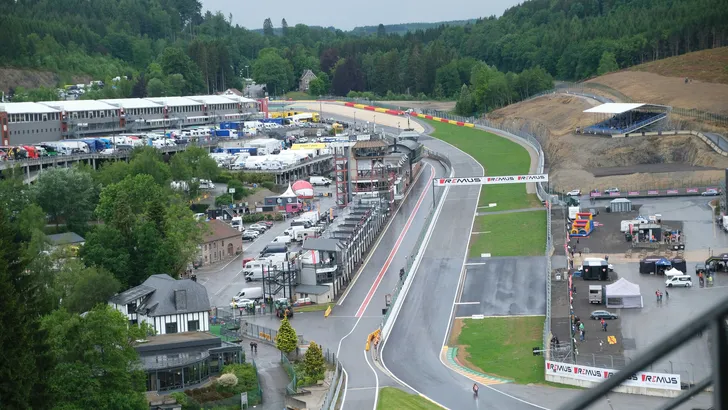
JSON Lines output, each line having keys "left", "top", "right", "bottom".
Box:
{"left": 580, "top": 103, "right": 670, "bottom": 136}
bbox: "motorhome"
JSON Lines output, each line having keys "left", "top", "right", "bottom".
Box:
{"left": 589, "top": 285, "right": 603, "bottom": 304}
{"left": 231, "top": 217, "right": 244, "bottom": 232}
{"left": 293, "top": 227, "right": 321, "bottom": 242}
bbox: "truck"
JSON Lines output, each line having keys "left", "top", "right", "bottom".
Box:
{"left": 298, "top": 211, "right": 321, "bottom": 225}
{"left": 292, "top": 227, "right": 322, "bottom": 243}
{"left": 214, "top": 129, "right": 239, "bottom": 139}
{"left": 231, "top": 217, "right": 244, "bottom": 232}
{"left": 57, "top": 140, "right": 89, "bottom": 153}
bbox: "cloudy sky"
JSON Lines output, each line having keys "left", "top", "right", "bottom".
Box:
{"left": 200, "top": 0, "right": 523, "bottom": 31}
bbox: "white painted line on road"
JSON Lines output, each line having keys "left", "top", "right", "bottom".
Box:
{"left": 364, "top": 350, "right": 380, "bottom": 410}
{"left": 455, "top": 314, "right": 546, "bottom": 319}
{"left": 214, "top": 284, "right": 230, "bottom": 297}
{"left": 337, "top": 163, "right": 429, "bottom": 306}
{"left": 454, "top": 302, "right": 481, "bottom": 305}
{"left": 464, "top": 262, "right": 486, "bottom": 266}
{"left": 471, "top": 231, "right": 491, "bottom": 234}
{"left": 346, "top": 387, "right": 377, "bottom": 391}
{"left": 355, "top": 165, "right": 435, "bottom": 318}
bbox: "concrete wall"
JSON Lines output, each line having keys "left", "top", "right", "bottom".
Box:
{"left": 544, "top": 374, "right": 681, "bottom": 398}
{"left": 9, "top": 119, "right": 64, "bottom": 144}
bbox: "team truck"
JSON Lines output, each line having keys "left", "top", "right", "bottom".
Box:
{"left": 274, "top": 298, "right": 293, "bottom": 318}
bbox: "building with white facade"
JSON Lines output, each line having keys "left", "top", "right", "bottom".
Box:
{"left": 109, "top": 274, "right": 211, "bottom": 335}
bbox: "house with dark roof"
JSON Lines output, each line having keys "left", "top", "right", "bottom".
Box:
{"left": 108, "top": 274, "right": 211, "bottom": 335}
{"left": 200, "top": 219, "right": 243, "bottom": 266}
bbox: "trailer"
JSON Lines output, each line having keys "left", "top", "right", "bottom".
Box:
{"left": 214, "top": 129, "right": 239, "bottom": 139}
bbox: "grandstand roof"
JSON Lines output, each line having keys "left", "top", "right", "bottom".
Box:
{"left": 0, "top": 102, "right": 60, "bottom": 114}
{"left": 40, "top": 100, "right": 119, "bottom": 112}
{"left": 583, "top": 103, "right": 646, "bottom": 114}
{"left": 146, "top": 96, "right": 203, "bottom": 107}
{"left": 189, "top": 95, "right": 242, "bottom": 105}
{"left": 101, "top": 98, "right": 163, "bottom": 109}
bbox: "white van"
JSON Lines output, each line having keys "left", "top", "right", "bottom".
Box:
{"left": 234, "top": 287, "right": 263, "bottom": 301}
{"left": 665, "top": 275, "right": 692, "bottom": 288}
{"left": 310, "top": 176, "right": 332, "bottom": 186}
{"left": 293, "top": 227, "right": 322, "bottom": 242}
{"left": 242, "top": 260, "right": 271, "bottom": 276}
{"left": 231, "top": 217, "right": 243, "bottom": 232}
{"left": 272, "top": 235, "right": 292, "bottom": 245}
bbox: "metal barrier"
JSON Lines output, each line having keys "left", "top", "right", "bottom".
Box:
{"left": 320, "top": 360, "right": 344, "bottom": 410}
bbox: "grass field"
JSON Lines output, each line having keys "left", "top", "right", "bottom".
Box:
{"left": 456, "top": 316, "right": 546, "bottom": 384}
{"left": 284, "top": 91, "right": 313, "bottom": 100}
{"left": 468, "top": 211, "right": 547, "bottom": 258}
{"left": 425, "top": 120, "right": 540, "bottom": 210}
{"left": 376, "top": 387, "right": 442, "bottom": 410}
{"left": 294, "top": 303, "right": 331, "bottom": 313}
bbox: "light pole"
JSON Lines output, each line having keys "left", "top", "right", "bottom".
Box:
{"left": 373, "top": 115, "right": 376, "bottom": 132}
{"left": 354, "top": 112, "right": 356, "bottom": 130}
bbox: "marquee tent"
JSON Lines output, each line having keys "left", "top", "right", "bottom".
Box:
{"left": 605, "top": 278, "right": 643, "bottom": 309}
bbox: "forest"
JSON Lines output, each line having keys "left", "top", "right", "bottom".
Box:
{"left": 1, "top": 0, "right": 727, "bottom": 113}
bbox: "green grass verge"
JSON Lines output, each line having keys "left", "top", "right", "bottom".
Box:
{"left": 294, "top": 303, "right": 331, "bottom": 313}
{"left": 376, "top": 387, "right": 442, "bottom": 410}
{"left": 457, "top": 316, "right": 545, "bottom": 384}
{"left": 425, "top": 119, "right": 540, "bottom": 211}
{"left": 284, "top": 91, "right": 313, "bottom": 100}
{"left": 468, "top": 211, "right": 547, "bottom": 258}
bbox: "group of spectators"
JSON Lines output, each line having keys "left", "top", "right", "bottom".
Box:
{"left": 580, "top": 111, "right": 665, "bottom": 135}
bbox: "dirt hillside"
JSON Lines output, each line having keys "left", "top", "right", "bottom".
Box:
{"left": 629, "top": 47, "right": 728, "bottom": 85}
{"left": 0, "top": 67, "right": 91, "bottom": 93}
{"left": 587, "top": 71, "right": 728, "bottom": 115}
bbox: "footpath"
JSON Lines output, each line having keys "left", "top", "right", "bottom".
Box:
{"left": 242, "top": 336, "right": 289, "bottom": 410}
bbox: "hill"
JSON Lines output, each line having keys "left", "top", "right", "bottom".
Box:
{"left": 349, "top": 20, "right": 476, "bottom": 35}
{"left": 630, "top": 47, "right": 728, "bottom": 85}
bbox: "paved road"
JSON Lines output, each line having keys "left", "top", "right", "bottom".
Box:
{"left": 335, "top": 159, "right": 446, "bottom": 410}
{"left": 456, "top": 256, "right": 547, "bottom": 318}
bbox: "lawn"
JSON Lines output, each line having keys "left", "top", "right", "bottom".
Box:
{"left": 377, "top": 387, "right": 442, "bottom": 410}
{"left": 284, "top": 91, "right": 313, "bottom": 100}
{"left": 294, "top": 303, "right": 331, "bottom": 313}
{"left": 456, "top": 316, "right": 546, "bottom": 384}
{"left": 426, "top": 119, "right": 540, "bottom": 211}
{"left": 468, "top": 211, "right": 547, "bottom": 258}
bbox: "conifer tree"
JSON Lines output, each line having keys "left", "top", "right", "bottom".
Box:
{"left": 303, "top": 341, "right": 326, "bottom": 381}
{"left": 276, "top": 317, "right": 298, "bottom": 354}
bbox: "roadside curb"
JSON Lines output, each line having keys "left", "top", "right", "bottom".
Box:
{"left": 441, "top": 346, "right": 512, "bottom": 385}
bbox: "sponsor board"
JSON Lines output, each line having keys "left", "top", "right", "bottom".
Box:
{"left": 434, "top": 174, "right": 548, "bottom": 186}
{"left": 291, "top": 143, "right": 326, "bottom": 150}
{"left": 590, "top": 192, "right": 602, "bottom": 197}
{"left": 666, "top": 189, "right": 678, "bottom": 194}
{"left": 609, "top": 192, "right": 620, "bottom": 196}
{"left": 686, "top": 188, "right": 698, "bottom": 193}
{"left": 628, "top": 191, "right": 640, "bottom": 196}
{"left": 545, "top": 361, "right": 681, "bottom": 391}
{"left": 648, "top": 190, "right": 659, "bottom": 195}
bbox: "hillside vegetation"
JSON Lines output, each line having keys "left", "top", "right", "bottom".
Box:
{"left": 0, "top": 0, "right": 726, "bottom": 113}
{"left": 629, "top": 46, "right": 728, "bottom": 85}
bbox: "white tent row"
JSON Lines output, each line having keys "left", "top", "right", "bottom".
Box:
{"left": 605, "top": 278, "right": 643, "bottom": 309}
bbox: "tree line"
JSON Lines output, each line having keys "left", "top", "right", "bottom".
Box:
{"left": 1, "top": 0, "right": 726, "bottom": 111}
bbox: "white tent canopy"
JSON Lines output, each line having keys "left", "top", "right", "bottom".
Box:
{"left": 605, "top": 278, "right": 643, "bottom": 308}
{"left": 279, "top": 184, "right": 297, "bottom": 198}
{"left": 665, "top": 267, "right": 683, "bottom": 277}
{"left": 583, "top": 103, "right": 645, "bottom": 114}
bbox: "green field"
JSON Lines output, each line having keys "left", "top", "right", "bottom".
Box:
{"left": 468, "top": 211, "right": 547, "bottom": 258}
{"left": 457, "top": 317, "right": 546, "bottom": 384}
{"left": 284, "top": 91, "right": 313, "bottom": 100}
{"left": 376, "top": 387, "right": 442, "bottom": 410}
{"left": 426, "top": 120, "right": 540, "bottom": 211}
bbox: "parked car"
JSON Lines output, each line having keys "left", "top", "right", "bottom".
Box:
{"left": 229, "top": 298, "right": 254, "bottom": 308}
{"left": 566, "top": 189, "right": 581, "bottom": 196}
{"left": 604, "top": 187, "right": 620, "bottom": 194}
{"left": 242, "top": 230, "right": 259, "bottom": 241}
{"left": 590, "top": 310, "right": 619, "bottom": 320}
{"left": 702, "top": 189, "right": 720, "bottom": 196}
{"left": 248, "top": 223, "right": 268, "bottom": 232}
{"left": 665, "top": 275, "right": 693, "bottom": 288}
{"left": 260, "top": 220, "right": 274, "bottom": 228}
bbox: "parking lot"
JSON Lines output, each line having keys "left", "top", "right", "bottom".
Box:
{"left": 196, "top": 185, "right": 337, "bottom": 308}
{"left": 557, "top": 196, "right": 728, "bottom": 385}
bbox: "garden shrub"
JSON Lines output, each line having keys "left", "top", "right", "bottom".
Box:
{"left": 216, "top": 373, "right": 238, "bottom": 388}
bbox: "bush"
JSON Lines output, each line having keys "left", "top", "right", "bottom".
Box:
{"left": 215, "top": 193, "right": 233, "bottom": 207}
{"left": 216, "top": 373, "right": 238, "bottom": 388}
{"left": 260, "top": 181, "right": 275, "bottom": 191}
{"left": 186, "top": 385, "right": 230, "bottom": 402}
{"left": 241, "top": 213, "right": 283, "bottom": 223}
{"left": 221, "top": 363, "right": 258, "bottom": 394}
{"left": 213, "top": 171, "right": 234, "bottom": 184}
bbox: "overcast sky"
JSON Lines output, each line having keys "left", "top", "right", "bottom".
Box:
{"left": 200, "top": 0, "right": 523, "bottom": 31}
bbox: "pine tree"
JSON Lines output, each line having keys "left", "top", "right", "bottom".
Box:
{"left": 281, "top": 19, "right": 289, "bottom": 36}
{"left": 303, "top": 341, "right": 326, "bottom": 381}
{"left": 263, "top": 18, "right": 274, "bottom": 37}
{"left": 597, "top": 51, "right": 619, "bottom": 76}
{"left": 275, "top": 317, "right": 298, "bottom": 354}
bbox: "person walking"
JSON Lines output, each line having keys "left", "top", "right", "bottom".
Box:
{"left": 601, "top": 318, "right": 607, "bottom": 332}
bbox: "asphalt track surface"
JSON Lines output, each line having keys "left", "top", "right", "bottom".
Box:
{"left": 333, "top": 158, "right": 447, "bottom": 410}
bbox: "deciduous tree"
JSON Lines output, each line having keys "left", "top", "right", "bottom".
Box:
{"left": 32, "top": 167, "right": 98, "bottom": 232}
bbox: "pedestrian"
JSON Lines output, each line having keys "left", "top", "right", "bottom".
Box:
{"left": 604, "top": 255, "right": 609, "bottom": 262}
{"left": 250, "top": 342, "right": 255, "bottom": 352}
{"left": 580, "top": 329, "right": 585, "bottom": 342}
{"left": 655, "top": 290, "right": 660, "bottom": 302}
{"left": 602, "top": 319, "right": 607, "bottom": 332}
{"left": 579, "top": 250, "right": 582, "bottom": 258}
{"left": 665, "top": 289, "right": 669, "bottom": 299}
{"left": 253, "top": 342, "right": 258, "bottom": 353}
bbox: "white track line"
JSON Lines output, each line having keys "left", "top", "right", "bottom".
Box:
{"left": 364, "top": 350, "right": 380, "bottom": 410}
{"left": 379, "top": 120, "right": 549, "bottom": 410}
{"left": 337, "top": 163, "right": 428, "bottom": 305}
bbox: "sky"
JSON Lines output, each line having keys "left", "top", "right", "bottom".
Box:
{"left": 200, "top": 0, "right": 524, "bottom": 31}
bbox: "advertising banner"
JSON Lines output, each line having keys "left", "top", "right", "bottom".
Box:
{"left": 434, "top": 174, "right": 548, "bottom": 187}
{"left": 292, "top": 143, "right": 326, "bottom": 150}
{"left": 545, "top": 361, "right": 681, "bottom": 391}
{"left": 686, "top": 188, "right": 698, "bottom": 193}
{"left": 648, "top": 190, "right": 659, "bottom": 195}
{"left": 666, "top": 189, "right": 678, "bottom": 194}
{"left": 628, "top": 191, "right": 640, "bottom": 196}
